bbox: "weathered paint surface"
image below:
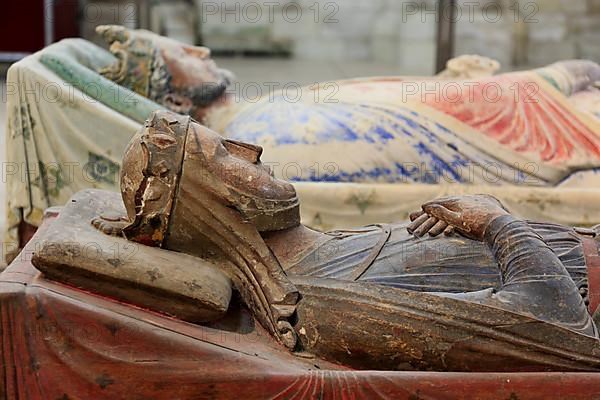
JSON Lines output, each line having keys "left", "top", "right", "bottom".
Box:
{"left": 225, "top": 97, "right": 530, "bottom": 185}
{"left": 3, "top": 216, "right": 600, "bottom": 399}
{"left": 224, "top": 70, "right": 600, "bottom": 185}
{"left": 425, "top": 73, "right": 600, "bottom": 164}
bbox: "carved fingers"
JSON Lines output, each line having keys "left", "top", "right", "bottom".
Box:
{"left": 407, "top": 210, "right": 454, "bottom": 237}
{"left": 430, "top": 219, "right": 455, "bottom": 236}
{"left": 408, "top": 194, "right": 510, "bottom": 241}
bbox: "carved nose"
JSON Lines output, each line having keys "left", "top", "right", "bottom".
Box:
{"left": 219, "top": 69, "right": 235, "bottom": 86}
{"left": 224, "top": 139, "right": 263, "bottom": 163}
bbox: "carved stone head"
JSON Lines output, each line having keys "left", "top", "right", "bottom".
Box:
{"left": 120, "top": 110, "right": 300, "bottom": 247}
{"left": 439, "top": 54, "right": 500, "bottom": 79}
{"left": 96, "top": 25, "right": 234, "bottom": 120}
{"left": 102, "top": 111, "right": 301, "bottom": 346}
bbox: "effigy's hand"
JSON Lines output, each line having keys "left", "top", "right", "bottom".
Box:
{"left": 407, "top": 210, "right": 455, "bottom": 237}
{"left": 91, "top": 212, "right": 130, "bottom": 237}
{"left": 407, "top": 194, "right": 509, "bottom": 241}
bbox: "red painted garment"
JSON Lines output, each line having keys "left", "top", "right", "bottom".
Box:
{"left": 423, "top": 74, "right": 600, "bottom": 164}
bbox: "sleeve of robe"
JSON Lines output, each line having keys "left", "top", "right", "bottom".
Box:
{"left": 445, "top": 215, "right": 597, "bottom": 337}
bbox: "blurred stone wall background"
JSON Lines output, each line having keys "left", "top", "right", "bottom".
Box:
{"left": 192, "top": 0, "right": 600, "bottom": 73}
{"left": 75, "top": 0, "right": 600, "bottom": 74}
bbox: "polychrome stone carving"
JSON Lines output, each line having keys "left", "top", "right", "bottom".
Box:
{"left": 32, "top": 110, "right": 600, "bottom": 372}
